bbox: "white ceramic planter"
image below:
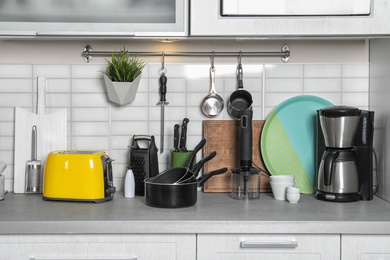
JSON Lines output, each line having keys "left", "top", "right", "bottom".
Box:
{"left": 103, "top": 73, "right": 142, "bottom": 106}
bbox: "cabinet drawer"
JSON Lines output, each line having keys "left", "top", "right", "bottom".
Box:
{"left": 197, "top": 234, "right": 340, "bottom": 260}
{"left": 0, "top": 234, "right": 196, "bottom": 260}
{"left": 342, "top": 235, "right": 390, "bottom": 260}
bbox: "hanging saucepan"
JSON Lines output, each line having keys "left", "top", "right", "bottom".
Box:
{"left": 227, "top": 62, "right": 253, "bottom": 119}
{"left": 144, "top": 167, "right": 228, "bottom": 208}
{"left": 147, "top": 139, "right": 206, "bottom": 184}
{"left": 201, "top": 56, "right": 224, "bottom": 117}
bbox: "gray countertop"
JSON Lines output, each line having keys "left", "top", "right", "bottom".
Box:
{"left": 1, "top": 192, "right": 390, "bottom": 235}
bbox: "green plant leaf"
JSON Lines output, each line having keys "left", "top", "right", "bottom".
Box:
{"left": 101, "top": 48, "right": 146, "bottom": 82}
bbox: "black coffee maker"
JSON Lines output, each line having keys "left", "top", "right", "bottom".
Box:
{"left": 315, "top": 106, "right": 374, "bottom": 202}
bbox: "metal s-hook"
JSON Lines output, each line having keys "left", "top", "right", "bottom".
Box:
{"left": 211, "top": 51, "right": 215, "bottom": 69}
{"left": 159, "top": 51, "right": 167, "bottom": 75}
{"left": 237, "top": 51, "right": 244, "bottom": 89}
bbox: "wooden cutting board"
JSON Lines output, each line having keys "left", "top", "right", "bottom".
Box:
{"left": 202, "top": 120, "right": 271, "bottom": 193}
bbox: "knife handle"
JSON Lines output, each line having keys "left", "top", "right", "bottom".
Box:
{"left": 174, "top": 124, "right": 180, "bottom": 151}
{"left": 180, "top": 118, "right": 189, "bottom": 151}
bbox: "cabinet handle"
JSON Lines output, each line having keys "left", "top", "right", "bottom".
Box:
{"left": 240, "top": 240, "right": 298, "bottom": 249}
{"left": 36, "top": 31, "right": 136, "bottom": 37}
{"left": 29, "top": 256, "right": 138, "bottom": 260}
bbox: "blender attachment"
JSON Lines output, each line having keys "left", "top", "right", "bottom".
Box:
{"left": 231, "top": 168, "right": 260, "bottom": 200}
{"left": 25, "top": 125, "right": 42, "bottom": 194}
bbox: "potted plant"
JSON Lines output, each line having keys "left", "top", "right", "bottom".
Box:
{"left": 102, "top": 48, "right": 146, "bottom": 106}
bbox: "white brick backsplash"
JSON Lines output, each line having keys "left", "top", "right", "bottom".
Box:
{"left": 0, "top": 79, "right": 32, "bottom": 92}
{"left": 111, "top": 121, "right": 149, "bottom": 135}
{"left": 71, "top": 64, "right": 105, "bottom": 79}
{"left": 111, "top": 107, "right": 148, "bottom": 121}
{"left": 0, "top": 62, "right": 370, "bottom": 191}
{"left": 0, "top": 108, "right": 15, "bottom": 121}
{"left": 33, "top": 65, "right": 71, "bottom": 78}
{"left": 343, "top": 78, "right": 369, "bottom": 92}
{"left": 304, "top": 64, "right": 342, "bottom": 78}
{"left": 72, "top": 108, "right": 109, "bottom": 121}
{"left": 266, "top": 78, "right": 303, "bottom": 92}
{"left": 45, "top": 79, "right": 71, "bottom": 93}
{"left": 0, "top": 65, "right": 32, "bottom": 78}
{"left": 266, "top": 64, "right": 303, "bottom": 78}
{"left": 72, "top": 93, "right": 108, "bottom": 107}
{"left": 304, "top": 78, "right": 342, "bottom": 92}
{"left": 0, "top": 122, "right": 14, "bottom": 136}
{"left": 343, "top": 63, "right": 369, "bottom": 77}
{"left": 72, "top": 79, "right": 106, "bottom": 93}
{"left": 0, "top": 93, "right": 32, "bottom": 107}
{"left": 71, "top": 136, "right": 109, "bottom": 150}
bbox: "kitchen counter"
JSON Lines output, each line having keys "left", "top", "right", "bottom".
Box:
{"left": 1, "top": 192, "right": 390, "bottom": 235}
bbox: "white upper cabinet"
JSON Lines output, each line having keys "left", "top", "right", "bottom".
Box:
{"left": 191, "top": 0, "right": 390, "bottom": 37}
{"left": 0, "top": 0, "right": 188, "bottom": 37}
{"left": 222, "top": 0, "right": 371, "bottom": 16}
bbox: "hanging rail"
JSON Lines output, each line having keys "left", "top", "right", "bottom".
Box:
{"left": 82, "top": 45, "right": 290, "bottom": 63}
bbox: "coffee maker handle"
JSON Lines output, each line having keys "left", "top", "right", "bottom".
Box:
{"left": 324, "top": 151, "right": 339, "bottom": 186}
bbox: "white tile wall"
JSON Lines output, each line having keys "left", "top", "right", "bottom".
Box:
{"left": 0, "top": 62, "right": 369, "bottom": 192}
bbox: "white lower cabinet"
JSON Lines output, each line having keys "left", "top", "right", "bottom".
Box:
{"left": 342, "top": 235, "right": 390, "bottom": 260}
{"left": 0, "top": 234, "right": 196, "bottom": 260}
{"left": 197, "top": 234, "right": 340, "bottom": 260}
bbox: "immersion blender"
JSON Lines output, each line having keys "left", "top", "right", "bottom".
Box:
{"left": 231, "top": 109, "right": 260, "bottom": 200}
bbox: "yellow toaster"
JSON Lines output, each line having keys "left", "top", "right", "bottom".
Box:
{"left": 42, "top": 150, "right": 116, "bottom": 203}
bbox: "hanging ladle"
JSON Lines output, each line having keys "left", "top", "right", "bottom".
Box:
{"left": 201, "top": 53, "right": 224, "bottom": 117}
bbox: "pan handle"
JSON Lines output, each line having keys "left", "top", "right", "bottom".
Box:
{"left": 192, "top": 151, "right": 217, "bottom": 178}
{"left": 198, "top": 167, "right": 228, "bottom": 187}
{"left": 186, "top": 138, "right": 206, "bottom": 168}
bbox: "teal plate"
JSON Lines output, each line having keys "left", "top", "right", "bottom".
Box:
{"left": 261, "top": 95, "right": 333, "bottom": 194}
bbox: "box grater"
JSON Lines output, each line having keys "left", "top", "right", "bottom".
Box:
{"left": 129, "top": 135, "right": 159, "bottom": 196}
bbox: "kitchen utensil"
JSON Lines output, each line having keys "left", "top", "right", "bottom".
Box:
{"left": 201, "top": 65, "right": 224, "bottom": 117}
{"left": 0, "top": 162, "right": 7, "bottom": 201}
{"left": 231, "top": 168, "right": 260, "bottom": 200}
{"left": 202, "top": 120, "right": 270, "bottom": 193}
{"left": 43, "top": 151, "right": 116, "bottom": 203}
{"left": 130, "top": 135, "right": 159, "bottom": 196}
{"left": 260, "top": 95, "right": 333, "bottom": 194}
{"left": 157, "top": 73, "right": 169, "bottom": 154}
{"left": 227, "top": 63, "right": 253, "bottom": 120}
{"left": 173, "top": 124, "right": 180, "bottom": 151}
{"left": 144, "top": 167, "right": 228, "bottom": 208}
{"left": 25, "top": 125, "right": 42, "bottom": 194}
{"left": 14, "top": 76, "right": 67, "bottom": 193}
{"left": 179, "top": 118, "right": 189, "bottom": 151}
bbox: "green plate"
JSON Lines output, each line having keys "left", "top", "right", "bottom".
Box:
{"left": 261, "top": 95, "right": 333, "bottom": 194}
